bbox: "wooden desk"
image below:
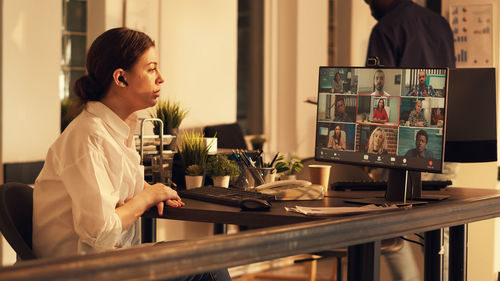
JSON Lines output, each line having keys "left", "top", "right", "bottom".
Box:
{"left": 2, "top": 188, "right": 500, "bottom": 281}
{"left": 143, "top": 187, "right": 500, "bottom": 281}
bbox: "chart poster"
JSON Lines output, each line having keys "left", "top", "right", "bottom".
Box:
{"left": 449, "top": 4, "right": 493, "bottom": 67}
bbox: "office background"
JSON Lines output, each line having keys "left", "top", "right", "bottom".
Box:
{"left": 0, "top": 0, "right": 499, "bottom": 280}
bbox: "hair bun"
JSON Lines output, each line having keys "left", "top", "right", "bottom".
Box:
{"left": 73, "top": 75, "right": 102, "bottom": 102}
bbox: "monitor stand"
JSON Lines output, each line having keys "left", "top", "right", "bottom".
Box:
{"left": 386, "top": 169, "right": 421, "bottom": 202}
{"left": 386, "top": 169, "right": 450, "bottom": 202}
{"left": 344, "top": 169, "right": 449, "bottom": 206}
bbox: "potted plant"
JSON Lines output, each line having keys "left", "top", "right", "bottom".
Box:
{"left": 206, "top": 155, "right": 240, "bottom": 188}
{"left": 150, "top": 99, "right": 188, "bottom": 150}
{"left": 275, "top": 155, "right": 303, "bottom": 180}
{"left": 250, "top": 135, "right": 266, "bottom": 151}
{"left": 184, "top": 164, "right": 204, "bottom": 189}
{"left": 177, "top": 130, "right": 213, "bottom": 188}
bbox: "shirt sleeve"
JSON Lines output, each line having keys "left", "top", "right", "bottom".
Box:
{"left": 59, "top": 146, "right": 123, "bottom": 252}
{"left": 408, "top": 111, "right": 416, "bottom": 126}
{"left": 366, "top": 26, "right": 397, "bottom": 67}
{"left": 382, "top": 109, "right": 388, "bottom": 121}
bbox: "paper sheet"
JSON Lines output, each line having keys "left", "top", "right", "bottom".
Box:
{"left": 285, "top": 204, "right": 404, "bottom": 216}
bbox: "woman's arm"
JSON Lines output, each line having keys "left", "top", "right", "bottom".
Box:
{"left": 381, "top": 109, "right": 388, "bottom": 122}
{"left": 116, "top": 182, "right": 184, "bottom": 230}
{"left": 327, "top": 136, "right": 334, "bottom": 148}
{"left": 340, "top": 136, "right": 346, "bottom": 150}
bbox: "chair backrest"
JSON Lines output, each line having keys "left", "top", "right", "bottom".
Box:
{"left": 203, "top": 123, "right": 248, "bottom": 149}
{"left": 0, "top": 182, "right": 36, "bottom": 260}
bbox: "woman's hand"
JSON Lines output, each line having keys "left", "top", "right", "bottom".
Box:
{"left": 144, "top": 183, "right": 185, "bottom": 215}
{"left": 116, "top": 183, "right": 184, "bottom": 231}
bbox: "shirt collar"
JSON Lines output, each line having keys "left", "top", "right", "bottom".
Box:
{"left": 383, "top": 0, "right": 410, "bottom": 18}
{"left": 86, "top": 101, "right": 131, "bottom": 143}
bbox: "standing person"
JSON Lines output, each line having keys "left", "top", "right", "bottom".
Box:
{"left": 370, "top": 70, "right": 390, "bottom": 96}
{"left": 364, "top": 2, "right": 455, "bottom": 280}
{"left": 33, "top": 27, "right": 231, "bottom": 281}
{"left": 365, "top": 0, "right": 455, "bottom": 68}
{"left": 372, "top": 98, "right": 388, "bottom": 123}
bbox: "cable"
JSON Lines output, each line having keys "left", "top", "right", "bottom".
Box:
{"left": 401, "top": 236, "right": 424, "bottom": 247}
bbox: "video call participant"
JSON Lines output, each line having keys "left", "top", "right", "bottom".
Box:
{"left": 408, "top": 100, "right": 428, "bottom": 127}
{"left": 367, "top": 127, "right": 388, "bottom": 154}
{"left": 327, "top": 125, "right": 346, "bottom": 150}
{"left": 371, "top": 70, "right": 390, "bottom": 96}
{"left": 331, "top": 72, "right": 343, "bottom": 93}
{"left": 406, "top": 71, "right": 436, "bottom": 97}
{"left": 372, "top": 98, "right": 388, "bottom": 123}
{"left": 405, "top": 129, "right": 435, "bottom": 158}
{"left": 333, "top": 97, "right": 352, "bottom": 122}
{"left": 32, "top": 28, "right": 231, "bottom": 281}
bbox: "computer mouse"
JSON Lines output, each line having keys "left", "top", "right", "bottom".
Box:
{"left": 239, "top": 198, "right": 272, "bottom": 211}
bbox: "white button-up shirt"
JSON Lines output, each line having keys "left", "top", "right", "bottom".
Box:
{"left": 33, "top": 102, "right": 144, "bottom": 258}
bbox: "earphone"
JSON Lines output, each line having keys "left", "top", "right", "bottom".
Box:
{"left": 118, "top": 76, "right": 128, "bottom": 86}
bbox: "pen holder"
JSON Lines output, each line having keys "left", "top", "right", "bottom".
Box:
{"left": 247, "top": 167, "right": 276, "bottom": 187}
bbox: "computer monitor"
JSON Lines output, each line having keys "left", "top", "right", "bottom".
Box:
{"left": 315, "top": 67, "right": 449, "bottom": 202}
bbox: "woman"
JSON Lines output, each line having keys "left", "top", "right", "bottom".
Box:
{"left": 33, "top": 28, "right": 230, "bottom": 281}
{"left": 367, "top": 127, "right": 388, "bottom": 154}
{"left": 327, "top": 125, "right": 346, "bottom": 150}
{"left": 372, "top": 98, "right": 388, "bottom": 123}
{"left": 331, "top": 72, "right": 342, "bottom": 93}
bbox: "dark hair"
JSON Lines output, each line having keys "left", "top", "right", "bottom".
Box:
{"left": 73, "top": 27, "right": 155, "bottom": 104}
{"left": 377, "top": 98, "right": 385, "bottom": 110}
{"left": 333, "top": 125, "right": 342, "bottom": 141}
{"left": 416, "top": 129, "right": 428, "bottom": 143}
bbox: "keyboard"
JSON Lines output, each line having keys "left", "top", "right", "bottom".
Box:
{"left": 331, "top": 180, "right": 452, "bottom": 191}
{"left": 177, "top": 186, "right": 276, "bottom": 207}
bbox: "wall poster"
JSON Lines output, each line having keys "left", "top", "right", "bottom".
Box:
{"left": 449, "top": 3, "right": 493, "bottom": 67}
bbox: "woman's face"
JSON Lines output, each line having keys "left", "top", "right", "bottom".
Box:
{"left": 373, "top": 130, "right": 384, "bottom": 148}
{"left": 123, "top": 47, "right": 165, "bottom": 110}
{"left": 335, "top": 73, "right": 340, "bottom": 81}
{"left": 335, "top": 126, "right": 341, "bottom": 136}
{"left": 378, "top": 99, "right": 384, "bottom": 109}
{"left": 415, "top": 101, "right": 422, "bottom": 113}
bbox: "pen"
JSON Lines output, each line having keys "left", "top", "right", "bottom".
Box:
{"left": 269, "top": 152, "right": 279, "bottom": 168}
{"left": 253, "top": 151, "right": 263, "bottom": 162}
{"left": 231, "top": 150, "right": 240, "bottom": 162}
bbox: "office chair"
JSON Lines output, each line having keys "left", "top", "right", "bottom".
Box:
{"left": 203, "top": 122, "right": 248, "bottom": 149}
{"left": 0, "top": 182, "right": 36, "bottom": 260}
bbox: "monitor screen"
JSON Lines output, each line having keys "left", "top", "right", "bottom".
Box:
{"left": 315, "top": 67, "right": 448, "bottom": 173}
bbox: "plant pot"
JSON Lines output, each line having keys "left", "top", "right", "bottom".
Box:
{"left": 185, "top": 175, "right": 204, "bottom": 190}
{"left": 212, "top": 176, "right": 230, "bottom": 188}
